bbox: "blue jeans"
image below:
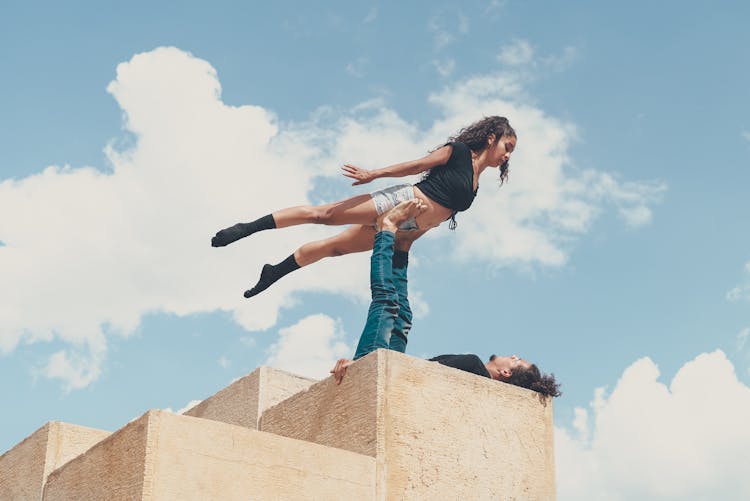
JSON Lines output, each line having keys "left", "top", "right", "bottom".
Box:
{"left": 353, "top": 231, "right": 412, "bottom": 359}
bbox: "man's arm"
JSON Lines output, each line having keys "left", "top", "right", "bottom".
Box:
{"left": 341, "top": 145, "right": 452, "bottom": 185}
{"left": 330, "top": 358, "right": 354, "bottom": 385}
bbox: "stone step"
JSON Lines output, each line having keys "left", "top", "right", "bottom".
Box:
{"left": 183, "top": 366, "right": 316, "bottom": 429}
{"left": 0, "top": 421, "right": 110, "bottom": 501}
{"left": 43, "top": 410, "right": 375, "bottom": 501}
{"left": 259, "top": 349, "right": 556, "bottom": 500}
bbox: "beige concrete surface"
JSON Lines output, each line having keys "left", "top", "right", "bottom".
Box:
{"left": 44, "top": 410, "right": 376, "bottom": 501}
{"left": 261, "top": 349, "right": 556, "bottom": 501}
{"left": 0, "top": 421, "right": 110, "bottom": 501}
{"left": 260, "top": 351, "right": 381, "bottom": 457}
{"left": 184, "top": 366, "right": 316, "bottom": 429}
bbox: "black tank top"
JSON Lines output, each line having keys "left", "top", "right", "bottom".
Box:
{"left": 414, "top": 142, "right": 476, "bottom": 213}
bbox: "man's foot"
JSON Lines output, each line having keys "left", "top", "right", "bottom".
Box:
{"left": 395, "top": 228, "right": 427, "bottom": 252}
{"left": 376, "top": 199, "right": 426, "bottom": 233}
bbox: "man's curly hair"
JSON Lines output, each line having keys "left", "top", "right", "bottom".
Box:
{"left": 489, "top": 354, "right": 561, "bottom": 398}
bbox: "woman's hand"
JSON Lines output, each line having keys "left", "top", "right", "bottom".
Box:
{"left": 341, "top": 164, "right": 376, "bottom": 185}
{"left": 330, "top": 358, "right": 354, "bottom": 385}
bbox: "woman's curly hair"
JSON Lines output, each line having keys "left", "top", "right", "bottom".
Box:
{"left": 449, "top": 116, "right": 516, "bottom": 185}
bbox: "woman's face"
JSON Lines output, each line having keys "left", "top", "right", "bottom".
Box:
{"left": 487, "top": 134, "right": 517, "bottom": 167}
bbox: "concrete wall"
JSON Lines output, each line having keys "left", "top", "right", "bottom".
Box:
{"left": 44, "top": 410, "right": 376, "bottom": 501}
{"left": 261, "top": 350, "right": 556, "bottom": 500}
{"left": 184, "top": 366, "right": 316, "bottom": 429}
{"left": 1, "top": 423, "right": 49, "bottom": 501}
{"left": 259, "top": 350, "right": 382, "bottom": 457}
{"left": 0, "top": 421, "right": 110, "bottom": 501}
{"left": 382, "top": 351, "right": 555, "bottom": 500}
{"left": 43, "top": 415, "right": 152, "bottom": 500}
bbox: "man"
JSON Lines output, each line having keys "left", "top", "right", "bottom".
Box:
{"left": 330, "top": 200, "right": 560, "bottom": 398}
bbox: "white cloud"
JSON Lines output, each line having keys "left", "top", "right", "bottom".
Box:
{"left": 263, "top": 314, "right": 351, "bottom": 379}
{"left": 541, "top": 46, "right": 579, "bottom": 72}
{"left": 43, "top": 335, "right": 106, "bottom": 392}
{"left": 162, "top": 399, "right": 202, "bottom": 415}
{"left": 484, "top": 0, "right": 507, "bottom": 16}
{"left": 591, "top": 172, "right": 665, "bottom": 227}
{"left": 0, "top": 47, "right": 373, "bottom": 389}
{"left": 426, "top": 74, "right": 665, "bottom": 266}
{"left": 346, "top": 57, "right": 369, "bottom": 78}
{"left": 178, "top": 400, "right": 201, "bottom": 414}
{"left": 458, "top": 14, "right": 469, "bottom": 34}
{"left": 556, "top": 351, "right": 750, "bottom": 500}
{"left": 240, "top": 335, "right": 256, "bottom": 347}
{"left": 218, "top": 356, "right": 231, "bottom": 369}
{"left": 363, "top": 7, "right": 378, "bottom": 24}
{"left": 727, "top": 261, "right": 750, "bottom": 302}
{"left": 0, "top": 46, "right": 663, "bottom": 389}
{"left": 498, "top": 40, "right": 579, "bottom": 76}
{"left": 498, "top": 39, "right": 534, "bottom": 66}
{"left": 742, "top": 131, "right": 750, "bottom": 143}
{"left": 727, "top": 286, "right": 745, "bottom": 301}
{"left": 571, "top": 407, "right": 589, "bottom": 442}
{"left": 429, "top": 26, "right": 454, "bottom": 50}
{"left": 433, "top": 58, "right": 456, "bottom": 77}
{"left": 738, "top": 327, "right": 749, "bottom": 352}
{"left": 428, "top": 12, "right": 468, "bottom": 50}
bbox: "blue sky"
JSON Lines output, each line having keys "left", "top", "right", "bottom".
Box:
{"left": 2, "top": 1, "right": 750, "bottom": 498}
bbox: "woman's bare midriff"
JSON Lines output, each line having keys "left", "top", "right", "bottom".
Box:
{"left": 412, "top": 186, "right": 453, "bottom": 229}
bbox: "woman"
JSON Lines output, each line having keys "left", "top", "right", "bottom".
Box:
{"left": 211, "top": 116, "right": 517, "bottom": 298}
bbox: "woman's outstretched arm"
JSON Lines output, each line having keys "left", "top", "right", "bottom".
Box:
{"left": 342, "top": 144, "right": 452, "bottom": 185}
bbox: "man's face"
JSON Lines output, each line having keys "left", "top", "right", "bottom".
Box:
{"left": 488, "top": 354, "right": 531, "bottom": 381}
{"left": 510, "top": 354, "right": 532, "bottom": 372}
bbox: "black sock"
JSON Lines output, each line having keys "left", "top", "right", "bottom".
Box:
{"left": 211, "top": 214, "right": 276, "bottom": 247}
{"left": 244, "top": 254, "right": 300, "bottom": 298}
{"left": 392, "top": 250, "right": 409, "bottom": 269}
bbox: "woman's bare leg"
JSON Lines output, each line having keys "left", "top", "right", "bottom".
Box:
{"left": 272, "top": 194, "right": 379, "bottom": 228}
{"left": 244, "top": 204, "right": 432, "bottom": 299}
{"left": 294, "top": 224, "right": 377, "bottom": 267}
{"left": 213, "top": 194, "right": 379, "bottom": 247}
{"left": 244, "top": 224, "right": 377, "bottom": 298}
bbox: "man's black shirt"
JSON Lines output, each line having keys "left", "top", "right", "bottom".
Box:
{"left": 429, "top": 354, "right": 490, "bottom": 378}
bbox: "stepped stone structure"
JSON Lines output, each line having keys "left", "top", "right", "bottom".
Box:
{"left": 0, "top": 349, "right": 556, "bottom": 500}
{"left": 0, "top": 422, "right": 110, "bottom": 500}
{"left": 43, "top": 411, "right": 375, "bottom": 500}
{"left": 183, "top": 365, "right": 316, "bottom": 429}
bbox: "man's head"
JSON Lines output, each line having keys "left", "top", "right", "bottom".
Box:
{"left": 485, "top": 354, "right": 561, "bottom": 398}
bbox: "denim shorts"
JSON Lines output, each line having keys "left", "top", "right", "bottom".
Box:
{"left": 370, "top": 184, "right": 419, "bottom": 231}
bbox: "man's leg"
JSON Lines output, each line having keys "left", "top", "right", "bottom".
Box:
{"left": 388, "top": 250, "right": 410, "bottom": 353}
{"left": 353, "top": 230, "right": 398, "bottom": 359}
{"left": 352, "top": 200, "right": 425, "bottom": 360}
{"left": 388, "top": 229, "right": 427, "bottom": 353}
